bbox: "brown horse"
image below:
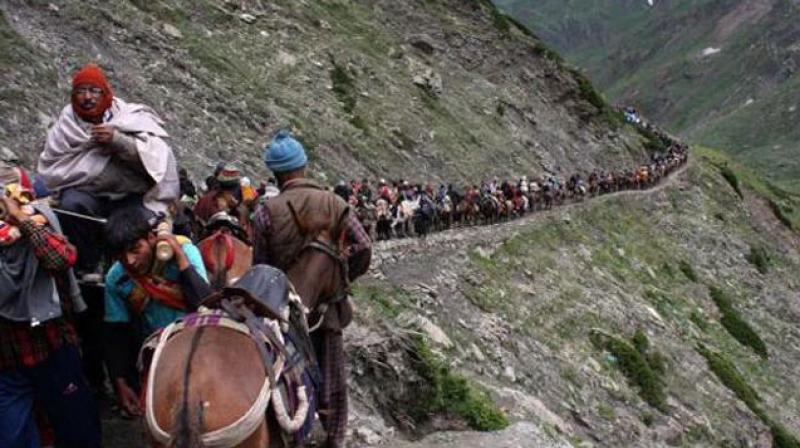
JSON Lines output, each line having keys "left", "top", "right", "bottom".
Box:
{"left": 148, "top": 325, "right": 275, "bottom": 448}
{"left": 197, "top": 226, "right": 252, "bottom": 289}
{"left": 145, "top": 226, "right": 348, "bottom": 447}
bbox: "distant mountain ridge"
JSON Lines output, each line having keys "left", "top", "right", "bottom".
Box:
{"left": 495, "top": 0, "right": 800, "bottom": 192}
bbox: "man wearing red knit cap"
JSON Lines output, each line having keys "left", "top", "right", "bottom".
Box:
{"left": 38, "top": 64, "right": 179, "bottom": 279}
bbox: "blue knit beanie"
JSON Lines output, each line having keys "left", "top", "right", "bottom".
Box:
{"left": 263, "top": 130, "right": 308, "bottom": 173}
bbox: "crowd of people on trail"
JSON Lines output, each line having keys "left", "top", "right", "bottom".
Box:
{"left": 0, "top": 63, "right": 687, "bottom": 448}
{"left": 328, "top": 142, "right": 688, "bottom": 241}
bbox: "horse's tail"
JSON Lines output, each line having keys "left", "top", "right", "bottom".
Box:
{"left": 169, "top": 327, "right": 207, "bottom": 448}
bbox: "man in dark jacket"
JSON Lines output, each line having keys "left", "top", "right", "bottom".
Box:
{"left": 253, "top": 131, "right": 371, "bottom": 448}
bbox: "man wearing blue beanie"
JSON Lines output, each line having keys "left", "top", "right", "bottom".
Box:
{"left": 253, "top": 130, "right": 371, "bottom": 448}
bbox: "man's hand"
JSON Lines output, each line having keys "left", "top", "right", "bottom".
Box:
{"left": 156, "top": 233, "right": 190, "bottom": 271}
{"left": 90, "top": 123, "right": 115, "bottom": 145}
{"left": 114, "top": 378, "right": 143, "bottom": 417}
{"left": 0, "top": 197, "right": 27, "bottom": 226}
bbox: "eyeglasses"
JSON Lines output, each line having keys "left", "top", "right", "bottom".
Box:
{"left": 73, "top": 86, "right": 104, "bottom": 96}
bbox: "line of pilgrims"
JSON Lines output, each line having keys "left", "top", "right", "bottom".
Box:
{"left": 0, "top": 63, "right": 686, "bottom": 447}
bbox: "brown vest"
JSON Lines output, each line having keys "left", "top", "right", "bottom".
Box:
{"left": 264, "top": 180, "right": 352, "bottom": 330}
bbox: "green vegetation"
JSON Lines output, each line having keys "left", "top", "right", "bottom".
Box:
{"left": 329, "top": 61, "right": 370, "bottom": 132}
{"left": 768, "top": 199, "right": 795, "bottom": 231}
{"left": 591, "top": 331, "right": 667, "bottom": 411}
{"left": 331, "top": 62, "right": 357, "bottom": 115}
{"left": 709, "top": 287, "right": 768, "bottom": 359}
{"left": 720, "top": 165, "right": 744, "bottom": 199}
{"left": 532, "top": 41, "right": 564, "bottom": 64}
{"left": 690, "top": 310, "right": 710, "bottom": 332}
{"left": 570, "top": 68, "right": 605, "bottom": 110}
{"left": 496, "top": 0, "right": 800, "bottom": 193}
{"left": 698, "top": 345, "right": 800, "bottom": 448}
{"left": 696, "top": 147, "right": 800, "bottom": 231}
{"left": 771, "top": 424, "right": 800, "bottom": 448}
{"left": 697, "top": 345, "right": 762, "bottom": 417}
{"left": 678, "top": 260, "right": 698, "bottom": 282}
{"left": 746, "top": 245, "right": 772, "bottom": 275}
{"left": 473, "top": 0, "right": 511, "bottom": 34}
{"left": 597, "top": 404, "right": 616, "bottom": 421}
{"left": 352, "top": 283, "right": 407, "bottom": 319}
{"left": 635, "top": 125, "right": 669, "bottom": 154}
{"left": 412, "top": 338, "right": 509, "bottom": 431}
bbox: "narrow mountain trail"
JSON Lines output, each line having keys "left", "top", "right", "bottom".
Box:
{"left": 345, "top": 159, "right": 696, "bottom": 447}
{"left": 371, "top": 157, "right": 693, "bottom": 271}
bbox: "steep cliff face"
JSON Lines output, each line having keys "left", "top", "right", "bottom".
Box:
{"left": 1, "top": 0, "right": 648, "bottom": 185}
{"left": 495, "top": 0, "right": 800, "bottom": 193}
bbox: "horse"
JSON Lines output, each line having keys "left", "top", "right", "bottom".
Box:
{"left": 413, "top": 196, "right": 436, "bottom": 238}
{"left": 457, "top": 197, "right": 479, "bottom": 226}
{"left": 197, "top": 212, "right": 253, "bottom": 289}
{"left": 391, "top": 197, "right": 419, "bottom": 238}
{"left": 479, "top": 193, "right": 500, "bottom": 224}
{"left": 355, "top": 202, "right": 376, "bottom": 241}
{"left": 147, "top": 215, "right": 349, "bottom": 448}
{"left": 437, "top": 195, "right": 453, "bottom": 230}
{"left": 374, "top": 199, "right": 392, "bottom": 241}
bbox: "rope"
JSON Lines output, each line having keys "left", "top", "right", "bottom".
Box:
{"left": 144, "top": 318, "right": 285, "bottom": 448}
{"left": 271, "top": 381, "right": 310, "bottom": 434}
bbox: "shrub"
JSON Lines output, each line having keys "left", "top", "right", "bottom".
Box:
{"left": 592, "top": 332, "right": 667, "bottom": 410}
{"left": 767, "top": 199, "right": 794, "bottom": 231}
{"left": 533, "top": 42, "right": 564, "bottom": 65}
{"left": 636, "top": 125, "right": 669, "bottom": 153}
{"left": 697, "top": 345, "right": 761, "bottom": 414}
{"left": 679, "top": 260, "right": 698, "bottom": 282}
{"left": 698, "top": 345, "right": 800, "bottom": 447}
{"left": 632, "top": 328, "right": 650, "bottom": 354}
{"left": 567, "top": 67, "right": 606, "bottom": 111}
{"left": 719, "top": 165, "right": 744, "bottom": 199}
{"left": 661, "top": 262, "right": 676, "bottom": 279}
{"left": 504, "top": 14, "right": 538, "bottom": 39}
{"left": 746, "top": 245, "right": 771, "bottom": 275}
{"left": 709, "top": 287, "right": 769, "bottom": 359}
{"left": 472, "top": 0, "right": 510, "bottom": 34}
{"left": 771, "top": 423, "right": 800, "bottom": 448}
{"left": 412, "top": 338, "right": 509, "bottom": 431}
{"left": 330, "top": 62, "right": 357, "bottom": 114}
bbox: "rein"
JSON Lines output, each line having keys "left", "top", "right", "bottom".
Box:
{"left": 285, "top": 201, "right": 351, "bottom": 331}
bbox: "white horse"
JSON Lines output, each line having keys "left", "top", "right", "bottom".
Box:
{"left": 391, "top": 196, "right": 420, "bottom": 237}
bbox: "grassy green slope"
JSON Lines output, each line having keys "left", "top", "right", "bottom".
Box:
{"left": 495, "top": 0, "right": 800, "bottom": 193}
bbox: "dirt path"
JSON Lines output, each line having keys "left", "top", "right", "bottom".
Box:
{"left": 373, "top": 158, "right": 692, "bottom": 257}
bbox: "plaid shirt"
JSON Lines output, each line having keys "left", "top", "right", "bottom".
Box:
{"left": 0, "top": 219, "right": 78, "bottom": 371}
{"left": 253, "top": 180, "right": 372, "bottom": 280}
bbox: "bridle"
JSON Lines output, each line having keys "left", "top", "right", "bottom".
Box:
{"left": 286, "top": 202, "right": 351, "bottom": 330}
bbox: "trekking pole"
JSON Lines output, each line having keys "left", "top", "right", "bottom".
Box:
{"left": 51, "top": 208, "right": 108, "bottom": 224}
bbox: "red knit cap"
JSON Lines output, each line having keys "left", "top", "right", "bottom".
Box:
{"left": 71, "top": 64, "right": 114, "bottom": 122}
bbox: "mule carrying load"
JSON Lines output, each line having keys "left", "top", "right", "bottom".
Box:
{"left": 141, "top": 265, "right": 318, "bottom": 447}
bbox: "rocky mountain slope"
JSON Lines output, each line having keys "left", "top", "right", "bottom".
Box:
{"left": 494, "top": 0, "right": 800, "bottom": 193}
{"left": 2, "top": 1, "right": 800, "bottom": 447}
{"left": 1, "top": 0, "right": 651, "bottom": 185}
{"left": 351, "top": 149, "right": 800, "bottom": 447}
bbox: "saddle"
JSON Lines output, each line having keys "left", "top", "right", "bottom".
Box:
{"left": 202, "top": 264, "right": 291, "bottom": 322}
{"left": 204, "top": 211, "right": 250, "bottom": 244}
